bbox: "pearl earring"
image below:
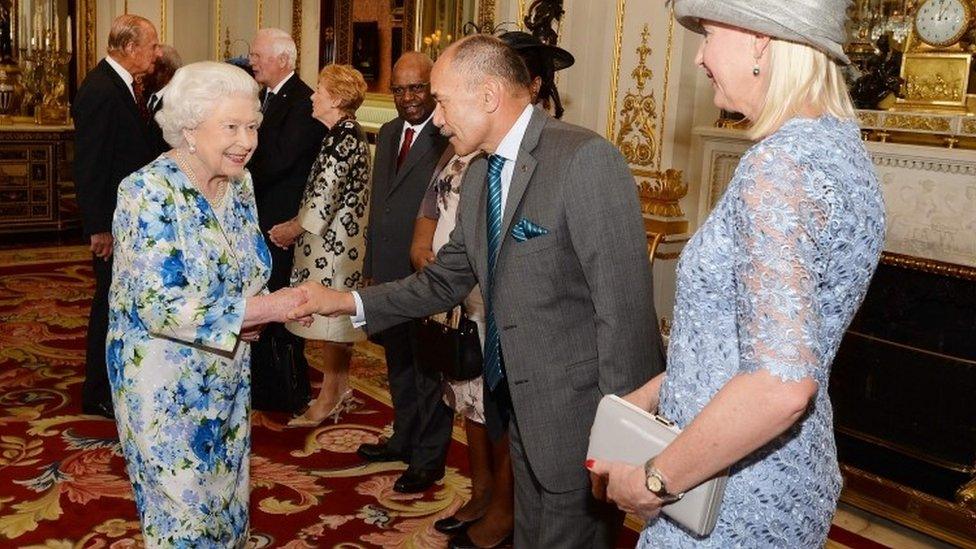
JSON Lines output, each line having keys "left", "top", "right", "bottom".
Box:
{"left": 752, "top": 63, "right": 760, "bottom": 76}
{"left": 188, "top": 142, "right": 196, "bottom": 154}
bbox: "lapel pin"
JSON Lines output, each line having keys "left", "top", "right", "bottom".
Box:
{"left": 520, "top": 165, "right": 527, "bottom": 173}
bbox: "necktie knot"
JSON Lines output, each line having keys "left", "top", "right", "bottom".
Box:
{"left": 261, "top": 90, "right": 275, "bottom": 113}
{"left": 488, "top": 154, "right": 506, "bottom": 176}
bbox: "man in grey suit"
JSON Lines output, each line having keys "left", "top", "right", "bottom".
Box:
{"left": 290, "top": 35, "right": 664, "bottom": 548}
{"left": 357, "top": 52, "right": 454, "bottom": 494}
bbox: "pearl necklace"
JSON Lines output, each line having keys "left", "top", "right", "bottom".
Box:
{"left": 175, "top": 150, "right": 229, "bottom": 210}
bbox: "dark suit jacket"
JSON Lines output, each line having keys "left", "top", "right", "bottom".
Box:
{"left": 364, "top": 117, "right": 449, "bottom": 283}
{"left": 71, "top": 59, "right": 160, "bottom": 237}
{"left": 248, "top": 73, "right": 325, "bottom": 232}
{"left": 360, "top": 107, "right": 665, "bottom": 492}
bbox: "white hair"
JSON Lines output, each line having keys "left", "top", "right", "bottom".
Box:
{"left": 155, "top": 61, "right": 261, "bottom": 148}
{"left": 256, "top": 27, "right": 297, "bottom": 70}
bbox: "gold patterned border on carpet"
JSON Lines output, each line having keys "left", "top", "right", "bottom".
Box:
{"left": 0, "top": 245, "right": 91, "bottom": 266}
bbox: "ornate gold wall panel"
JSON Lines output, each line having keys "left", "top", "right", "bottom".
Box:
{"left": 607, "top": 3, "right": 686, "bottom": 235}
{"left": 292, "top": 0, "right": 302, "bottom": 69}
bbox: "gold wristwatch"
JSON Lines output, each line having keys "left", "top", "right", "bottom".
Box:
{"left": 644, "top": 458, "right": 682, "bottom": 503}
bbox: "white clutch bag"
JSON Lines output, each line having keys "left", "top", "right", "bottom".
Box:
{"left": 586, "top": 394, "right": 728, "bottom": 537}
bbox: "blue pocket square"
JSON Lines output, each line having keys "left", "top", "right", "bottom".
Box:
{"left": 511, "top": 218, "right": 549, "bottom": 242}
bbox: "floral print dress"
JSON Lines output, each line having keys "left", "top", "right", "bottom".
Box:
{"left": 107, "top": 156, "right": 271, "bottom": 547}
{"left": 639, "top": 116, "right": 885, "bottom": 547}
{"left": 286, "top": 118, "right": 370, "bottom": 342}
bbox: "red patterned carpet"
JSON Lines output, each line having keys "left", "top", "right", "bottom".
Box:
{"left": 0, "top": 245, "right": 890, "bottom": 548}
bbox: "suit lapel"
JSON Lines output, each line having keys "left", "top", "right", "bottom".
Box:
{"left": 498, "top": 107, "right": 547, "bottom": 256}
{"left": 101, "top": 61, "right": 144, "bottom": 127}
{"left": 262, "top": 74, "right": 299, "bottom": 127}
{"left": 464, "top": 156, "right": 490, "bottom": 280}
{"left": 387, "top": 119, "right": 437, "bottom": 197}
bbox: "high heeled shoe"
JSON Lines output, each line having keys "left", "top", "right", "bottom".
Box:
{"left": 287, "top": 388, "right": 355, "bottom": 428}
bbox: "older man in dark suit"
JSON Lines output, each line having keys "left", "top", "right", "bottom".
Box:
{"left": 247, "top": 28, "right": 325, "bottom": 413}
{"left": 72, "top": 14, "right": 162, "bottom": 418}
{"left": 357, "top": 51, "right": 452, "bottom": 494}
{"left": 289, "top": 35, "right": 664, "bottom": 548}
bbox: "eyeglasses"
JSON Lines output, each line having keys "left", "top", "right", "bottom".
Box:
{"left": 390, "top": 82, "right": 429, "bottom": 97}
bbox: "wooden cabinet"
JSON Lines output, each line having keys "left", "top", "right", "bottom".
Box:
{"left": 0, "top": 125, "right": 76, "bottom": 235}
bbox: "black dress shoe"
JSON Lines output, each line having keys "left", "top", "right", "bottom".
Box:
{"left": 393, "top": 468, "right": 445, "bottom": 493}
{"left": 357, "top": 442, "right": 409, "bottom": 463}
{"left": 434, "top": 515, "right": 475, "bottom": 535}
{"left": 448, "top": 530, "right": 513, "bottom": 549}
{"left": 82, "top": 402, "right": 115, "bottom": 419}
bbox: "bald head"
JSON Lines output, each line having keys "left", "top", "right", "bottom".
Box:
{"left": 441, "top": 34, "right": 532, "bottom": 93}
{"left": 393, "top": 51, "right": 434, "bottom": 77}
{"left": 391, "top": 52, "right": 436, "bottom": 124}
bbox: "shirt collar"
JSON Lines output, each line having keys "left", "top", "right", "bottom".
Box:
{"left": 492, "top": 104, "right": 534, "bottom": 163}
{"left": 269, "top": 71, "right": 295, "bottom": 95}
{"left": 403, "top": 112, "right": 433, "bottom": 135}
{"left": 105, "top": 55, "right": 135, "bottom": 94}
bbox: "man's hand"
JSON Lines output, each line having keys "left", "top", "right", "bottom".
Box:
{"left": 586, "top": 459, "right": 664, "bottom": 521}
{"left": 410, "top": 245, "right": 436, "bottom": 271}
{"left": 268, "top": 219, "right": 303, "bottom": 249}
{"left": 264, "top": 287, "right": 308, "bottom": 323}
{"left": 90, "top": 232, "right": 114, "bottom": 260}
{"left": 287, "top": 281, "right": 357, "bottom": 322}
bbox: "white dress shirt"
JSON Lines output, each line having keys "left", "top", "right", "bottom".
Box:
{"left": 398, "top": 114, "right": 433, "bottom": 150}
{"left": 351, "top": 104, "right": 536, "bottom": 326}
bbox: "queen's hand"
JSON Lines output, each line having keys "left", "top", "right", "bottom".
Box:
{"left": 286, "top": 281, "right": 357, "bottom": 324}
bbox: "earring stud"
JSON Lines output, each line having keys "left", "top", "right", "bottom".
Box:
{"left": 752, "top": 63, "right": 760, "bottom": 76}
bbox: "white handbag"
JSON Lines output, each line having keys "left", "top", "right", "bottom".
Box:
{"left": 587, "top": 394, "right": 728, "bottom": 536}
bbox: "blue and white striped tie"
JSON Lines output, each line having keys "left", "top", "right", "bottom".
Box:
{"left": 483, "top": 154, "right": 506, "bottom": 391}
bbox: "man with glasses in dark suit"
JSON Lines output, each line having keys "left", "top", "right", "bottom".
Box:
{"left": 357, "top": 51, "right": 453, "bottom": 494}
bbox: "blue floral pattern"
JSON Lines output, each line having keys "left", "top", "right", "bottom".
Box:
{"left": 107, "top": 156, "right": 270, "bottom": 547}
{"left": 640, "top": 117, "right": 885, "bottom": 548}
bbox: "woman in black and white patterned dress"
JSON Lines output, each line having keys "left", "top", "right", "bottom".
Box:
{"left": 267, "top": 64, "right": 370, "bottom": 427}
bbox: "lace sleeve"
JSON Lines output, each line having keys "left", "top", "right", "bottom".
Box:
{"left": 733, "top": 148, "right": 827, "bottom": 382}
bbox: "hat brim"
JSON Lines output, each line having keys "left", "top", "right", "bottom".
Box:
{"left": 672, "top": 2, "right": 851, "bottom": 65}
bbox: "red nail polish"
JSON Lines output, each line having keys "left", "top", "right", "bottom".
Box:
{"left": 585, "top": 459, "right": 595, "bottom": 469}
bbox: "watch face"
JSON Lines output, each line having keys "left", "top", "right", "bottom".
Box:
{"left": 646, "top": 475, "right": 664, "bottom": 492}
{"left": 915, "top": 0, "right": 972, "bottom": 47}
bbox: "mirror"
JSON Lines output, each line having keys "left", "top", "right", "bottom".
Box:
{"left": 321, "top": 0, "right": 485, "bottom": 95}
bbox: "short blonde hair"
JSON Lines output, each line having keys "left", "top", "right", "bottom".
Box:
{"left": 318, "top": 64, "right": 368, "bottom": 115}
{"left": 749, "top": 38, "right": 855, "bottom": 139}
{"left": 156, "top": 61, "right": 261, "bottom": 148}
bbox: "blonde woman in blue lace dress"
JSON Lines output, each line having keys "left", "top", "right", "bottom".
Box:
{"left": 588, "top": 2, "right": 886, "bottom": 547}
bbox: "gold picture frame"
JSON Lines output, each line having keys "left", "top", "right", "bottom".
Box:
{"left": 895, "top": 52, "right": 973, "bottom": 112}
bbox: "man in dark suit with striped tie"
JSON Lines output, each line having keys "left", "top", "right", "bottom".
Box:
{"left": 246, "top": 28, "right": 324, "bottom": 413}
{"left": 357, "top": 51, "right": 453, "bottom": 494}
{"left": 72, "top": 14, "right": 162, "bottom": 418}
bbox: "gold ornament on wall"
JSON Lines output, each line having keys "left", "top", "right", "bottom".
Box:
{"left": 614, "top": 25, "right": 658, "bottom": 168}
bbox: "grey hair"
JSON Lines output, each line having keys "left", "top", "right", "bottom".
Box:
{"left": 107, "top": 14, "right": 154, "bottom": 53}
{"left": 449, "top": 34, "right": 531, "bottom": 92}
{"left": 255, "top": 28, "right": 297, "bottom": 70}
{"left": 155, "top": 61, "right": 262, "bottom": 148}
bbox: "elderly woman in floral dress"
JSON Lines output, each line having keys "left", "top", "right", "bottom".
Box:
{"left": 107, "top": 61, "right": 304, "bottom": 547}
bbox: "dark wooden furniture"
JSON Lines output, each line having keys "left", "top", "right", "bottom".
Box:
{"left": 831, "top": 253, "right": 976, "bottom": 547}
{"left": 0, "top": 124, "right": 77, "bottom": 235}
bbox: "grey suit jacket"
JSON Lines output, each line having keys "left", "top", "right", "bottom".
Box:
{"left": 360, "top": 106, "right": 664, "bottom": 493}
{"left": 364, "top": 117, "right": 450, "bottom": 283}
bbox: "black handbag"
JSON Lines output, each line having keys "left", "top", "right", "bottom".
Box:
{"left": 250, "top": 327, "right": 311, "bottom": 414}
{"left": 415, "top": 306, "right": 483, "bottom": 381}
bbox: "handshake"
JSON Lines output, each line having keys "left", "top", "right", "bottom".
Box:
{"left": 262, "top": 282, "right": 359, "bottom": 326}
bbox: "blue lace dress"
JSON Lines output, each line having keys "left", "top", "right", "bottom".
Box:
{"left": 639, "top": 116, "right": 885, "bottom": 548}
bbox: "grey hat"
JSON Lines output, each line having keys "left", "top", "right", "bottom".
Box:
{"left": 672, "top": 0, "right": 852, "bottom": 65}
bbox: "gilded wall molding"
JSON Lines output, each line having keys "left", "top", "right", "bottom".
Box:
{"left": 214, "top": 0, "right": 223, "bottom": 60}
{"left": 615, "top": 25, "right": 658, "bottom": 168}
{"left": 479, "top": 0, "right": 496, "bottom": 31}
{"left": 292, "top": 0, "right": 302, "bottom": 69}
{"left": 605, "top": 0, "right": 625, "bottom": 139}
{"left": 77, "top": 0, "right": 97, "bottom": 82}
{"left": 257, "top": 0, "right": 264, "bottom": 31}
{"left": 159, "top": 0, "right": 167, "bottom": 42}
